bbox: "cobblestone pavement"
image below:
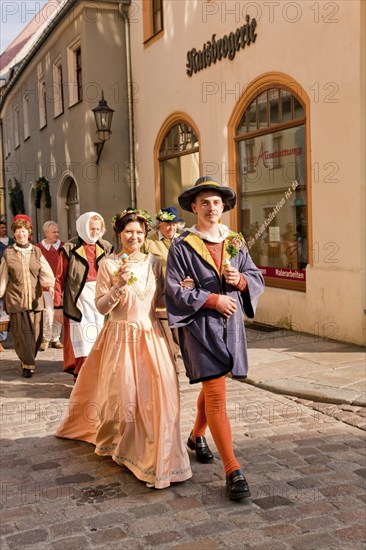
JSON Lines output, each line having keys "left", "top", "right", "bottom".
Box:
{"left": 0, "top": 345, "right": 365, "bottom": 550}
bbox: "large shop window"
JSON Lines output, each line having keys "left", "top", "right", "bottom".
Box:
{"left": 159, "top": 122, "right": 199, "bottom": 227}
{"left": 237, "top": 88, "right": 307, "bottom": 291}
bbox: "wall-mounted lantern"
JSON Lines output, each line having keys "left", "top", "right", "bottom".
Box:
{"left": 92, "top": 92, "right": 114, "bottom": 164}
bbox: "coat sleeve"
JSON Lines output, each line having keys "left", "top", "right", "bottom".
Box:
{"left": 236, "top": 247, "right": 265, "bottom": 319}
{"left": 0, "top": 256, "right": 9, "bottom": 298}
{"left": 165, "top": 239, "right": 211, "bottom": 328}
{"left": 39, "top": 254, "right": 56, "bottom": 289}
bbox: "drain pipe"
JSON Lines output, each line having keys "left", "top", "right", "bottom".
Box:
{"left": 0, "top": 120, "right": 8, "bottom": 224}
{"left": 119, "top": 0, "right": 137, "bottom": 208}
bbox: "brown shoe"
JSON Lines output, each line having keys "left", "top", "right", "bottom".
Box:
{"left": 39, "top": 340, "right": 49, "bottom": 351}
{"left": 51, "top": 341, "right": 63, "bottom": 349}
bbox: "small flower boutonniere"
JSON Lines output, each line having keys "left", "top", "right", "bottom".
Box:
{"left": 226, "top": 232, "right": 246, "bottom": 259}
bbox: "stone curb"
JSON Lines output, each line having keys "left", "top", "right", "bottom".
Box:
{"left": 241, "top": 378, "right": 366, "bottom": 407}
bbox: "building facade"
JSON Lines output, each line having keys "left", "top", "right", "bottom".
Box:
{"left": 0, "top": 0, "right": 132, "bottom": 243}
{"left": 129, "top": 0, "right": 365, "bottom": 345}
{"left": 1, "top": 0, "right": 365, "bottom": 345}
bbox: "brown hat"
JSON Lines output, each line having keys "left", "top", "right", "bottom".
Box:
{"left": 178, "top": 176, "right": 236, "bottom": 213}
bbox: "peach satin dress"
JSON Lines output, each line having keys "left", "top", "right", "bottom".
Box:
{"left": 56, "top": 253, "right": 192, "bottom": 489}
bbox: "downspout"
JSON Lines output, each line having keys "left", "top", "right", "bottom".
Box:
{"left": 119, "top": 0, "right": 137, "bottom": 208}
{"left": 0, "top": 120, "right": 8, "bottom": 224}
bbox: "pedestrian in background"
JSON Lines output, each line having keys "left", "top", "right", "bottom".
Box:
{"left": 36, "top": 221, "right": 64, "bottom": 351}
{"left": 143, "top": 206, "right": 184, "bottom": 275}
{"left": 0, "top": 221, "right": 14, "bottom": 247}
{"left": 165, "top": 176, "right": 264, "bottom": 501}
{"left": 143, "top": 206, "right": 188, "bottom": 362}
{"left": 0, "top": 217, "right": 55, "bottom": 377}
{"left": 0, "top": 222, "right": 13, "bottom": 351}
{"left": 54, "top": 212, "right": 112, "bottom": 381}
{"left": 56, "top": 209, "right": 192, "bottom": 489}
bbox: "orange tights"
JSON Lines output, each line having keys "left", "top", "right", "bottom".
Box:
{"left": 193, "top": 376, "right": 240, "bottom": 475}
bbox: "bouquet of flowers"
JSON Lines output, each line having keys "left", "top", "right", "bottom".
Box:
{"left": 113, "top": 253, "right": 137, "bottom": 285}
{"left": 226, "top": 232, "right": 246, "bottom": 259}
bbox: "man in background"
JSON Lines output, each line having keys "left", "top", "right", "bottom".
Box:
{"left": 36, "top": 221, "right": 64, "bottom": 351}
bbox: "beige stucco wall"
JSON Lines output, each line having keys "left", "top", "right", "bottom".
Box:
{"left": 1, "top": 2, "right": 131, "bottom": 245}
{"left": 130, "top": 0, "right": 365, "bottom": 345}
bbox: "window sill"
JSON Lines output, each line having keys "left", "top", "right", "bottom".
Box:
{"left": 69, "top": 99, "right": 83, "bottom": 109}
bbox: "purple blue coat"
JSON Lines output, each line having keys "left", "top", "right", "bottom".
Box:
{"left": 165, "top": 231, "right": 265, "bottom": 384}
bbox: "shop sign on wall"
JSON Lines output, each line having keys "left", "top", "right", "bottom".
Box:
{"left": 186, "top": 15, "right": 257, "bottom": 77}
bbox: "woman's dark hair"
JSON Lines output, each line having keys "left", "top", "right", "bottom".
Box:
{"left": 114, "top": 212, "right": 149, "bottom": 238}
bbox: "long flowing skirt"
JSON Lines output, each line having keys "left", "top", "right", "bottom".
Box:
{"left": 56, "top": 318, "right": 192, "bottom": 489}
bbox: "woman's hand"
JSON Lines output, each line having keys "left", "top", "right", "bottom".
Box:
{"left": 223, "top": 265, "right": 241, "bottom": 286}
{"left": 180, "top": 276, "right": 195, "bottom": 289}
{"left": 116, "top": 264, "right": 131, "bottom": 287}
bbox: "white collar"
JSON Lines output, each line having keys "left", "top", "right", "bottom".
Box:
{"left": 42, "top": 239, "right": 61, "bottom": 251}
{"left": 186, "top": 224, "right": 230, "bottom": 243}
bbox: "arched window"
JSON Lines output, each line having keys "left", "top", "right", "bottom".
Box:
{"left": 236, "top": 86, "right": 307, "bottom": 291}
{"left": 158, "top": 120, "right": 200, "bottom": 227}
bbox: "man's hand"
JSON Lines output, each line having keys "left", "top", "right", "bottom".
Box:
{"left": 54, "top": 309, "right": 63, "bottom": 324}
{"left": 215, "top": 295, "right": 237, "bottom": 318}
{"left": 223, "top": 265, "right": 241, "bottom": 286}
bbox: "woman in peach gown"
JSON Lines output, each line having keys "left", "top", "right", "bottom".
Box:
{"left": 56, "top": 209, "right": 192, "bottom": 489}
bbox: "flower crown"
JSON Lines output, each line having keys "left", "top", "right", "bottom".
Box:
{"left": 156, "top": 209, "right": 176, "bottom": 222}
{"left": 112, "top": 209, "right": 153, "bottom": 230}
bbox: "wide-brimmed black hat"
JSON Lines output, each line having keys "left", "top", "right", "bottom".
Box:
{"left": 178, "top": 176, "right": 236, "bottom": 213}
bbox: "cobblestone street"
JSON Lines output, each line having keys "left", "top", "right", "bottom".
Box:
{"left": 0, "top": 343, "right": 365, "bottom": 550}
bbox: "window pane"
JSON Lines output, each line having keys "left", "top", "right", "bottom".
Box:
{"left": 269, "top": 88, "right": 279, "bottom": 125}
{"left": 159, "top": 123, "right": 198, "bottom": 157}
{"left": 294, "top": 96, "right": 304, "bottom": 118}
{"left": 281, "top": 90, "right": 292, "bottom": 122}
{"left": 257, "top": 91, "right": 268, "bottom": 128}
{"left": 160, "top": 152, "right": 199, "bottom": 227}
{"left": 247, "top": 100, "right": 257, "bottom": 132}
{"left": 237, "top": 112, "right": 247, "bottom": 135}
{"left": 238, "top": 125, "right": 307, "bottom": 280}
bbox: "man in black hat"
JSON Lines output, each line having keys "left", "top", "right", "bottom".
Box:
{"left": 165, "top": 176, "right": 264, "bottom": 501}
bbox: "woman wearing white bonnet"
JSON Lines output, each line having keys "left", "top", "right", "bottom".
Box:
{"left": 54, "top": 212, "right": 113, "bottom": 381}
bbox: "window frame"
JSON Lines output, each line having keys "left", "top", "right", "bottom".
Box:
{"left": 143, "top": 0, "right": 164, "bottom": 46}
{"left": 23, "top": 93, "right": 30, "bottom": 140}
{"left": 37, "top": 63, "right": 47, "bottom": 129}
{"left": 13, "top": 105, "right": 20, "bottom": 148}
{"left": 67, "top": 37, "right": 82, "bottom": 107}
{"left": 154, "top": 113, "right": 201, "bottom": 220}
{"left": 53, "top": 55, "right": 64, "bottom": 117}
{"left": 227, "top": 74, "right": 312, "bottom": 292}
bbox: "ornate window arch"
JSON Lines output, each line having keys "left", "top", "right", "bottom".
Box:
{"left": 155, "top": 113, "right": 201, "bottom": 227}
{"left": 228, "top": 73, "right": 312, "bottom": 291}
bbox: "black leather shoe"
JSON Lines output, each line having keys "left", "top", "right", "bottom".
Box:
{"left": 22, "top": 369, "right": 32, "bottom": 378}
{"left": 187, "top": 431, "right": 214, "bottom": 463}
{"left": 226, "top": 470, "right": 251, "bottom": 501}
